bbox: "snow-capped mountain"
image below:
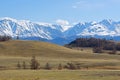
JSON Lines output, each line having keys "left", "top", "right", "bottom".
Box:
{"left": 65, "top": 19, "right": 120, "bottom": 37}
{"left": 0, "top": 17, "right": 120, "bottom": 45}
{"left": 0, "top": 17, "right": 63, "bottom": 40}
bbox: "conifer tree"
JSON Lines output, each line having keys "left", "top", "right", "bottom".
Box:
{"left": 58, "top": 63, "right": 62, "bottom": 70}
{"left": 17, "top": 61, "right": 21, "bottom": 69}
{"left": 22, "top": 61, "right": 26, "bottom": 69}
{"left": 30, "top": 56, "right": 39, "bottom": 70}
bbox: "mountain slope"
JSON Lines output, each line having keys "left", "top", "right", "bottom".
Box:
{"left": 65, "top": 19, "right": 120, "bottom": 37}
{"left": 0, "top": 17, "right": 63, "bottom": 40}
{"left": 0, "top": 17, "right": 120, "bottom": 45}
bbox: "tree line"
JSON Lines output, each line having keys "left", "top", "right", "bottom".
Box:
{"left": 65, "top": 37, "right": 120, "bottom": 51}
{"left": 16, "top": 56, "right": 82, "bottom": 70}
{"left": 0, "top": 35, "right": 11, "bottom": 41}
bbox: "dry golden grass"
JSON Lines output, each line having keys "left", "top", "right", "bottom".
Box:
{"left": 0, "top": 40, "right": 120, "bottom": 70}
{"left": 0, "top": 70, "right": 120, "bottom": 80}
{"left": 0, "top": 40, "right": 80, "bottom": 57}
{"left": 0, "top": 40, "right": 120, "bottom": 80}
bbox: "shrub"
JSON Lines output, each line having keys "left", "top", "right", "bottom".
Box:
{"left": 44, "top": 63, "right": 51, "bottom": 70}
{"left": 93, "top": 47, "right": 103, "bottom": 53}
{"left": 0, "top": 35, "right": 11, "bottom": 41}
{"left": 67, "top": 63, "right": 77, "bottom": 70}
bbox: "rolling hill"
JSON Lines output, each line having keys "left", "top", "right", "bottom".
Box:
{"left": 0, "top": 40, "right": 119, "bottom": 59}
{"left": 0, "top": 40, "right": 79, "bottom": 57}
{"left": 0, "top": 40, "right": 120, "bottom": 70}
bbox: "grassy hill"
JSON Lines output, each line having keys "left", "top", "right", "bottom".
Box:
{"left": 0, "top": 40, "right": 120, "bottom": 70}
{"left": 0, "top": 40, "right": 80, "bottom": 57}
{"left": 0, "top": 40, "right": 119, "bottom": 59}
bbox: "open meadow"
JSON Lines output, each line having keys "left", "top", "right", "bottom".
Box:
{"left": 0, "top": 70, "right": 120, "bottom": 80}
{"left": 0, "top": 40, "right": 120, "bottom": 80}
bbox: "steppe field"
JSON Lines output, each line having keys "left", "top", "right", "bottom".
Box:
{"left": 0, "top": 40, "right": 120, "bottom": 80}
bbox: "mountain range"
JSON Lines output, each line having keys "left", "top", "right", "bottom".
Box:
{"left": 0, "top": 17, "right": 120, "bottom": 45}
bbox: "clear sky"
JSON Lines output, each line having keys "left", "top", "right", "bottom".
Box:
{"left": 0, "top": 0, "right": 120, "bottom": 24}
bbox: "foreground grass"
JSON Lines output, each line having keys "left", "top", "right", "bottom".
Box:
{"left": 0, "top": 40, "right": 120, "bottom": 70}
{"left": 0, "top": 70, "right": 120, "bottom": 80}
{"left": 0, "top": 56, "right": 120, "bottom": 70}
{"left": 0, "top": 40, "right": 120, "bottom": 80}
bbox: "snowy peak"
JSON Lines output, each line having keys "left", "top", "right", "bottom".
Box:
{"left": 100, "top": 19, "right": 113, "bottom": 24}
{"left": 0, "top": 17, "right": 64, "bottom": 40}
{"left": 66, "top": 19, "right": 120, "bottom": 37}
{"left": 0, "top": 17, "right": 18, "bottom": 22}
{"left": 0, "top": 17, "right": 120, "bottom": 45}
{"left": 80, "top": 24, "right": 115, "bottom": 36}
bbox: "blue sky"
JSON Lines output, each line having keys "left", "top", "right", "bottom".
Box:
{"left": 0, "top": 0, "right": 120, "bottom": 24}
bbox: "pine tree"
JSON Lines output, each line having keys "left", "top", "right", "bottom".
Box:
{"left": 30, "top": 56, "right": 39, "bottom": 70}
{"left": 45, "top": 63, "right": 51, "bottom": 70}
{"left": 58, "top": 63, "right": 62, "bottom": 70}
{"left": 22, "top": 61, "right": 26, "bottom": 69}
{"left": 17, "top": 61, "right": 21, "bottom": 69}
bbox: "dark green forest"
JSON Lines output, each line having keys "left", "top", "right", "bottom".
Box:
{"left": 65, "top": 37, "right": 120, "bottom": 51}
